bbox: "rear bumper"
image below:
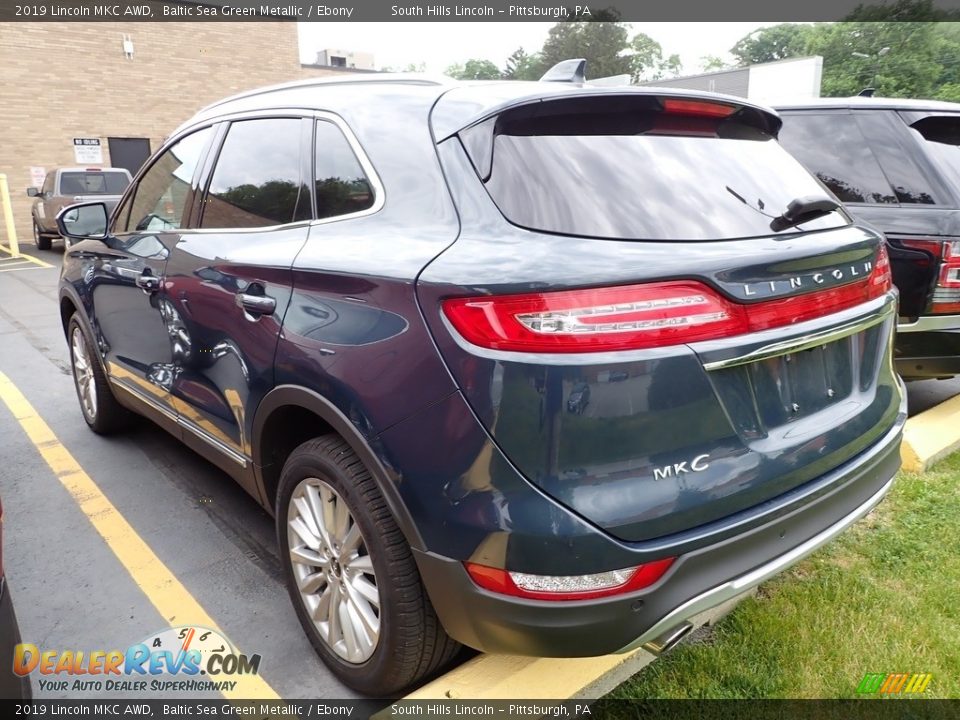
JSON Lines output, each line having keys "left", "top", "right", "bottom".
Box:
{"left": 415, "top": 402, "right": 904, "bottom": 657}
{"left": 0, "top": 579, "right": 31, "bottom": 699}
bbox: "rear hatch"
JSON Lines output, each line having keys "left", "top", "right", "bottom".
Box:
{"left": 59, "top": 169, "right": 130, "bottom": 211}
{"left": 418, "top": 89, "right": 902, "bottom": 543}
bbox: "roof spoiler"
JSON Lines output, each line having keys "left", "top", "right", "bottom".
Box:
{"left": 540, "top": 59, "right": 587, "bottom": 84}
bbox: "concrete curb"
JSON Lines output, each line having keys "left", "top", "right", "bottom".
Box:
{"left": 901, "top": 393, "right": 960, "bottom": 473}
{"left": 404, "top": 592, "right": 752, "bottom": 701}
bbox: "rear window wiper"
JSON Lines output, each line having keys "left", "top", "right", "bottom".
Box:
{"left": 769, "top": 195, "right": 840, "bottom": 232}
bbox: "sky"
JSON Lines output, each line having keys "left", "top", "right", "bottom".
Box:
{"left": 297, "top": 22, "right": 777, "bottom": 76}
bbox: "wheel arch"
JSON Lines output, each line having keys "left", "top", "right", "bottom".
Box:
{"left": 252, "top": 385, "right": 426, "bottom": 552}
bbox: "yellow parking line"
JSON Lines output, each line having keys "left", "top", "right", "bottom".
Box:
{"left": 0, "top": 244, "right": 53, "bottom": 268}
{"left": 0, "top": 371, "right": 279, "bottom": 700}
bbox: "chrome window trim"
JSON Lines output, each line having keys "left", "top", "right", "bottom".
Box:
{"left": 118, "top": 108, "right": 384, "bottom": 236}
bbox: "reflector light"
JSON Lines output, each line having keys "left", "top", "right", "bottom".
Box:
{"left": 442, "top": 245, "right": 893, "bottom": 353}
{"left": 464, "top": 558, "right": 676, "bottom": 601}
{"left": 661, "top": 98, "right": 737, "bottom": 118}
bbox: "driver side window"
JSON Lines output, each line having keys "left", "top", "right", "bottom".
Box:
{"left": 121, "top": 127, "right": 214, "bottom": 232}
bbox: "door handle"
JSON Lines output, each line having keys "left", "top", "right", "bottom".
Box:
{"left": 135, "top": 274, "right": 161, "bottom": 293}
{"left": 236, "top": 292, "right": 276, "bottom": 316}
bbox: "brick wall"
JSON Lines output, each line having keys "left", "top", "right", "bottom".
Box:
{"left": 0, "top": 22, "right": 339, "bottom": 241}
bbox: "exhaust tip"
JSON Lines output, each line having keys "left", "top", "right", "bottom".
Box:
{"left": 641, "top": 621, "right": 694, "bottom": 656}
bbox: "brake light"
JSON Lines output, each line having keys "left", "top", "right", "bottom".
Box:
{"left": 443, "top": 246, "right": 892, "bottom": 353}
{"left": 464, "top": 558, "right": 675, "bottom": 601}
{"left": 899, "top": 236, "right": 960, "bottom": 313}
{"left": 661, "top": 98, "right": 737, "bottom": 118}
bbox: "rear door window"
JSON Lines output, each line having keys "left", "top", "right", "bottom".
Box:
{"left": 478, "top": 101, "right": 848, "bottom": 241}
{"left": 777, "top": 112, "right": 897, "bottom": 205}
{"left": 200, "top": 118, "right": 308, "bottom": 229}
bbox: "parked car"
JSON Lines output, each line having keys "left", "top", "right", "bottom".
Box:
{"left": 567, "top": 382, "right": 591, "bottom": 414}
{"left": 27, "top": 167, "right": 131, "bottom": 250}
{"left": 55, "top": 71, "right": 906, "bottom": 695}
{"left": 776, "top": 97, "right": 960, "bottom": 380}
{"left": 0, "top": 496, "right": 31, "bottom": 699}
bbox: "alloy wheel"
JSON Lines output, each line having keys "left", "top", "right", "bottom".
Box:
{"left": 71, "top": 326, "right": 97, "bottom": 421}
{"left": 287, "top": 477, "right": 380, "bottom": 663}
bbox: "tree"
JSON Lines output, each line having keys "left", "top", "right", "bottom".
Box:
{"left": 627, "top": 32, "right": 683, "bottom": 82}
{"left": 539, "top": 12, "right": 633, "bottom": 80}
{"left": 445, "top": 58, "right": 501, "bottom": 80}
{"left": 699, "top": 55, "right": 728, "bottom": 72}
{"left": 503, "top": 48, "right": 547, "bottom": 80}
{"left": 730, "top": 23, "right": 813, "bottom": 66}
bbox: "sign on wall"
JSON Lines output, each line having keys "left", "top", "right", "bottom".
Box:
{"left": 73, "top": 138, "right": 103, "bottom": 165}
{"left": 29, "top": 167, "right": 45, "bottom": 188}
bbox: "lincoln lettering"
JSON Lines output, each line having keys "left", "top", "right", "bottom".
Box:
{"left": 742, "top": 260, "right": 874, "bottom": 298}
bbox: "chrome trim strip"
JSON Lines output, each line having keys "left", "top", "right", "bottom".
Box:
{"left": 897, "top": 313, "right": 960, "bottom": 333}
{"left": 110, "top": 379, "right": 248, "bottom": 467}
{"left": 111, "top": 379, "right": 178, "bottom": 423}
{"left": 177, "top": 416, "right": 249, "bottom": 468}
{"left": 703, "top": 298, "right": 895, "bottom": 371}
{"left": 618, "top": 475, "right": 894, "bottom": 655}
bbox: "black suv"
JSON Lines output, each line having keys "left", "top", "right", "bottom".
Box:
{"left": 777, "top": 97, "right": 960, "bottom": 380}
{"left": 56, "top": 75, "right": 905, "bottom": 695}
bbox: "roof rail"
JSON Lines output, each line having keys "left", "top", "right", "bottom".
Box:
{"left": 539, "top": 59, "right": 587, "bottom": 84}
{"left": 199, "top": 73, "right": 452, "bottom": 114}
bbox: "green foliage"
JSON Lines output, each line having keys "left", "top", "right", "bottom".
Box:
{"left": 728, "top": 5, "right": 960, "bottom": 100}
{"left": 699, "top": 55, "right": 728, "bottom": 72}
{"left": 502, "top": 47, "right": 547, "bottom": 81}
{"left": 445, "top": 58, "right": 501, "bottom": 80}
{"left": 730, "top": 23, "right": 814, "bottom": 65}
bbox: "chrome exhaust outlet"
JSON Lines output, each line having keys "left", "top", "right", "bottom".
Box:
{"left": 641, "top": 621, "right": 694, "bottom": 656}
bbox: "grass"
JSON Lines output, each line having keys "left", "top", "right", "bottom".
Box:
{"left": 607, "top": 452, "right": 960, "bottom": 700}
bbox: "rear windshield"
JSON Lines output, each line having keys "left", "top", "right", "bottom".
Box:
{"left": 910, "top": 114, "right": 960, "bottom": 194}
{"left": 59, "top": 171, "right": 128, "bottom": 195}
{"left": 476, "top": 102, "right": 848, "bottom": 241}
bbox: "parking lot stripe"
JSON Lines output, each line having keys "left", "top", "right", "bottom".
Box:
{"left": 0, "top": 244, "right": 53, "bottom": 268}
{"left": 0, "top": 370, "right": 280, "bottom": 700}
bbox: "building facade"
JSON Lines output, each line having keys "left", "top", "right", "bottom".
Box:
{"left": 0, "top": 22, "right": 340, "bottom": 241}
{"left": 314, "top": 48, "right": 375, "bottom": 70}
{"left": 644, "top": 57, "right": 823, "bottom": 105}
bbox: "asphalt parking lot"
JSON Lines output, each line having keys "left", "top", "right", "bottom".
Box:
{"left": 0, "top": 241, "right": 958, "bottom": 700}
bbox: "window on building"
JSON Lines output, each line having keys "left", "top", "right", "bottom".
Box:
{"left": 314, "top": 120, "right": 375, "bottom": 220}
{"left": 330, "top": 56, "right": 347, "bottom": 67}
{"left": 777, "top": 112, "right": 897, "bottom": 204}
{"left": 201, "top": 118, "right": 306, "bottom": 229}
{"left": 122, "top": 126, "right": 214, "bottom": 232}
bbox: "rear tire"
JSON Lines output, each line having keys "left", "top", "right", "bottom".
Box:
{"left": 33, "top": 221, "right": 51, "bottom": 251}
{"left": 277, "top": 435, "right": 460, "bottom": 695}
{"left": 67, "top": 314, "right": 128, "bottom": 434}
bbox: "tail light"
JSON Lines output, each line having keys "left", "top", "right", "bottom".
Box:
{"left": 443, "top": 245, "right": 892, "bottom": 353}
{"left": 464, "top": 558, "right": 675, "bottom": 601}
{"left": 897, "top": 237, "right": 960, "bottom": 313}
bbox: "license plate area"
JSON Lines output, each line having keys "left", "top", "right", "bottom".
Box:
{"left": 747, "top": 338, "right": 854, "bottom": 426}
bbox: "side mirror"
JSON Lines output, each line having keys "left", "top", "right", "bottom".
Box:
{"left": 26, "top": 187, "right": 39, "bottom": 197}
{"left": 56, "top": 202, "right": 108, "bottom": 241}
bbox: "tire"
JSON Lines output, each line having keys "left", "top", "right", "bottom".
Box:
{"left": 67, "top": 314, "right": 128, "bottom": 434}
{"left": 277, "top": 436, "right": 460, "bottom": 695}
{"left": 33, "top": 220, "right": 51, "bottom": 251}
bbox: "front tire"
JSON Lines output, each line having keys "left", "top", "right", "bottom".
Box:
{"left": 277, "top": 436, "right": 460, "bottom": 695}
{"left": 33, "top": 220, "right": 51, "bottom": 251}
{"left": 67, "top": 315, "right": 127, "bottom": 434}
